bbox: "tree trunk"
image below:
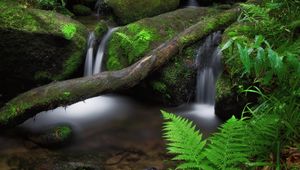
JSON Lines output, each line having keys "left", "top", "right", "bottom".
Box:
{"left": 0, "top": 8, "right": 239, "bottom": 129}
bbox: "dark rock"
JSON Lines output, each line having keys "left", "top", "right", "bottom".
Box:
{"left": 0, "top": 1, "right": 88, "bottom": 101}
{"left": 73, "top": 4, "right": 93, "bottom": 16}
{"left": 27, "top": 125, "right": 73, "bottom": 147}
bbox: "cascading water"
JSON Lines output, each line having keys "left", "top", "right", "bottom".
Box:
{"left": 195, "top": 31, "right": 222, "bottom": 105}
{"left": 93, "top": 27, "right": 118, "bottom": 74}
{"left": 84, "top": 32, "right": 96, "bottom": 76}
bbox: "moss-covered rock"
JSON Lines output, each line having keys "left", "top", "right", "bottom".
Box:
{"left": 94, "top": 20, "right": 108, "bottom": 38}
{"left": 105, "top": 7, "right": 234, "bottom": 105}
{"left": 28, "top": 125, "right": 73, "bottom": 147}
{"left": 72, "top": 4, "right": 92, "bottom": 16}
{"left": 106, "top": 0, "right": 180, "bottom": 24}
{"left": 106, "top": 7, "right": 220, "bottom": 71}
{"left": 0, "top": 1, "right": 88, "bottom": 101}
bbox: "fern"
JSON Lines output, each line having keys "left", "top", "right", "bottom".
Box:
{"left": 205, "top": 117, "right": 253, "bottom": 170}
{"left": 162, "top": 109, "right": 286, "bottom": 169}
{"left": 162, "top": 110, "right": 211, "bottom": 170}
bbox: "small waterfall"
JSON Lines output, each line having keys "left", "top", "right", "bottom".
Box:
{"left": 195, "top": 31, "right": 222, "bottom": 105}
{"left": 185, "top": 0, "right": 200, "bottom": 7}
{"left": 84, "top": 32, "right": 96, "bottom": 76}
{"left": 93, "top": 27, "right": 118, "bottom": 74}
{"left": 95, "top": 0, "right": 102, "bottom": 16}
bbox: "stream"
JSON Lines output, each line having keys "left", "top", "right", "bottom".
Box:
{"left": 0, "top": 2, "right": 223, "bottom": 169}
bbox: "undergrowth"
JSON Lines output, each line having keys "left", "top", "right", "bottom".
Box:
{"left": 162, "top": 0, "right": 300, "bottom": 169}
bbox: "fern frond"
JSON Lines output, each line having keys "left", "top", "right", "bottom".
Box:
{"left": 161, "top": 110, "right": 210, "bottom": 170}
{"left": 116, "top": 32, "right": 133, "bottom": 45}
{"left": 204, "top": 116, "right": 251, "bottom": 170}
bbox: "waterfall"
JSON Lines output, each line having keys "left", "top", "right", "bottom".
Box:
{"left": 185, "top": 0, "right": 200, "bottom": 7}
{"left": 84, "top": 32, "right": 96, "bottom": 76}
{"left": 195, "top": 31, "right": 222, "bottom": 105}
{"left": 93, "top": 27, "right": 118, "bottom": 74}
{"left": 95, "top": 0, "right": 102, "bottom": 16}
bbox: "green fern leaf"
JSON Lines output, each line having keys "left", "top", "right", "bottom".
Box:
{"left": 161, "top": 110, "right": 209, "bottom": 170}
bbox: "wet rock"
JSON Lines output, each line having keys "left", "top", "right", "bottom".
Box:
{"left": 0, "top": 1, "right": 88, "bottom": 101}
{"left": 94, "top": 20, "right": 108, "bottom": 38}
{"left": 27, "top": 125, "right": 73, "bottom": 147}
{"left": 106, "top": 0, "right": 180, "bottom": 24}
{"left": 105, "top": 7, "right": 234, "bottom": 105}
{"left": 5, "top": 150, "right": 105, "bottom": 170}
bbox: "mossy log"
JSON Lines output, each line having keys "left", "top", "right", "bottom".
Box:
{"left": 0, "top": 8, "right": 239, "bottom": 129}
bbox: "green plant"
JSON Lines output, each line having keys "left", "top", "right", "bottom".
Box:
{"left": 162, "top": 107, "right": 296, "bottom": 169}
{"left": 37, "top": 0, "right": 65, "bottom": 9}
{"left": 221, "top": 35, "right": 299, "bottom": 86}
{"left": 162, "top": 111, "right": 209, "bottom": 170}
{"left": 116, "top": 29, "right": 152, "bottom": 64}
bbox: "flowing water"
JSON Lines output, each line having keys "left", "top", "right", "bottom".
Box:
{"left": 93, "top": 27, "right": 118, "bottom": 74}
{"left": 84, "top": 32, "right": 96, "bottom": 76}
{"left": 195, "top": 31, "right": 222, "bottom": 105}
{"left": 0, "top": 32, "right": 224, "bottom": 169}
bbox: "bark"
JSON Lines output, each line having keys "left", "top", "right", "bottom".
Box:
{"left": 0, "top": 8, "right": 240, "bottom": 129}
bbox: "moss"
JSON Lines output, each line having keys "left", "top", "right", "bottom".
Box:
{"left": 94, "top": 20, "right": 108, "bottom": 38}
{"left": 151, "top": 81, "right": 171, "bottom": 99}
{"left": 0, "top": 1, "right": 88, "bottom": 101}
{"left": 106, "top": 7, "right": 219, "bottom": 71}
{"left": 216, "top": 76, "right": 232, "bottom": 101}
{"left": 0, "top": 102, "right": 32, "bottom": 124}
{"left": 61, "top": 23, "right": 77, "bottom": 40}
{"left": 0, "top": 1, "right": 39, "bottom": 32}
{"left": 72, "top": 4, "right": 92, "bottom": 16}
{"left": 146, "top": 43, "right": 197, "bottom": 105}
{"left": 106, "top": 23, "right": 159, "bottom": 70}
{"left": 106, "top": 0, "right": 180, "bottom": 24}
{"left": 55, "top": 125, "right": 72, "bottom": 140}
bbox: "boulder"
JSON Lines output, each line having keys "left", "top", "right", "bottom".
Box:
{"left": 0, "top": 1, "right": 88, "bottom": 101}
{"left": 105, "top": 7, "right": 234, "bottom": 105}
{"left": 72, "top": 4, "right": 93, "bottom": 16}
{"left": 106, "top": 0, "right": 180, "bottom": 24}
{"left": 28, "top": 125, "right": 73, "bottom": 147}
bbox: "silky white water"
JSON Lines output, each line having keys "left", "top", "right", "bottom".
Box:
{"left": 84, "top": 32, "right": 96, "bottom": 76}
{"left": 93, "top": 27, "right": 118, "bottom": 74}
{"left": 195, "top": 31, "right": 222, "bottom": 105}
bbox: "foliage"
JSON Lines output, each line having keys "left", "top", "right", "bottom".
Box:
{"left": 221, "top": 35, "right": 293, "bottom": 85}
{"left": 162, "top": 100, "right": 300, "bottom": 169}
{"left": 106, "top": 23, "right": 157, "bottom": 71}
{"left": 162, "top": 111, "right": 210, "bottom": 170}
{"left": 162, "top": 0, "right": 300, "bottom": 165}
{"left": 237, "top": 0, "right": 300, "bottom": 46}
{"left": 116, "top": 29, "right": 152, "bottom": 64}
{"left": 37, "top": 0, "right": 65, "bottom": 10}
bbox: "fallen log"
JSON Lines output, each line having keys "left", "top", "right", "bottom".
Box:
{"left": 0, "top": 8, "right": 239, "bottom": 129}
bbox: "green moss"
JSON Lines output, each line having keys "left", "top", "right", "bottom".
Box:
{"left": 152, "top": 81, "right": 170, "bottom": 99}
{"left": 53, "top": 51, "right": 83, "bottom": 80}
{"left": 0, "top": 102, "right": 32, "bottom": 124}
{"left": 0, "top": 2, "right": 39, "bottom": 32}
{"left": 55, "top": 126, "right": 72, "bottom": 140}
{"left": 106, "top": 8, "right": 217, "bottom": 71}
{"left": 106, "top": 0, "right": 180, "bottom": 24}
{"left": 61, "top": 23, "right": 77, "bottom": 40}
{"left": 106, "top": 23, "right": 159, "bottom": 70}
{"left": 94, "top": 20, "right": 108, "bottom": 38}
{"left": 216, "top": 77, "right": 232, "bottom": 101}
